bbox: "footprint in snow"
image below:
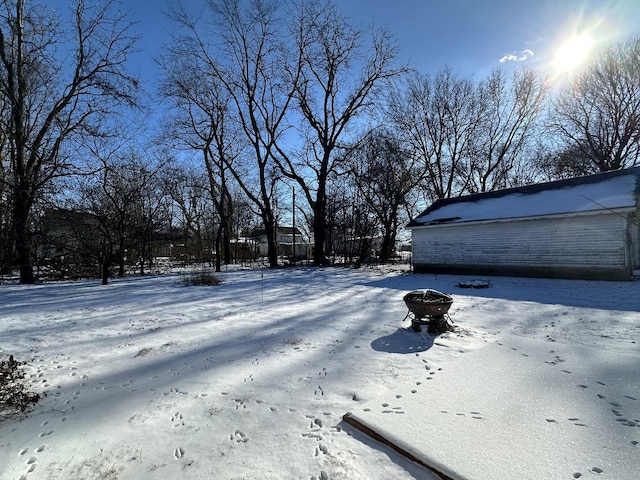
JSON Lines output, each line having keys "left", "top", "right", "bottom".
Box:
{"left": 314, "top": 444, "right": 328, "bottom": 456}
{"left": 173, "top": 447, "right": 185, "bottom": 459}
{"left": 170, "top": 412, "right": 184, "bottom": 426}
{"left": 230, "top": 430, "right": 249, "bottom": 443}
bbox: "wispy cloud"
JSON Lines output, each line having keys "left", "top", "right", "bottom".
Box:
{"left": 499, "top": 49, "right": 535, "bottom": 63}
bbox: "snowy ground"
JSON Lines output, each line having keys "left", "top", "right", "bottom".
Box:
{"left": 0, "top": 266, "right": 638, "bottom": 480}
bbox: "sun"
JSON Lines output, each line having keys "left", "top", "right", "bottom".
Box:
{"left": 554, "top": 34, "right": 594, "bottom": 73}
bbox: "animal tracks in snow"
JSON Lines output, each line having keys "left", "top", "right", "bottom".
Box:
{"left": 233, "top": 398, "right": 247, "bottom": 410}
{"left": 313, "top": 368, "right": 329, "bottom": 398}
{"left": 572, "top": 466, "right": 605, "bottom": 478}
{"left": 353, "top": 337, "right": 639, "bottom": 480}
{"left": 543, "top": 417, "right": 588, "bottom": 427}
{"left": 17, "top": 441, "right": 48, "bottom": 478}
{"left": 300, "top": 411, "right": 341, "bottom": 462}
{"left": 170, "top": 412, "right": 184, "bottom": 427}
{"left": 310, "top": 471, "right": 329, "bottom": 480}
{"left": 314, "top": 443, "right": 329, "bottom": 456}
{"left": 173, "top": 446, "right": 185, "bottom": 459}
{"left": 230, "top": 430, "right": 249, "bottom": 443}
{"left": 495, "top": 342, "right": 640, "bottom": 432}
{"left": 380, "top": 402, "right": 405, "bottom": 415}
{"left": 437, "top": 410, "right": 486, "bottom": 421}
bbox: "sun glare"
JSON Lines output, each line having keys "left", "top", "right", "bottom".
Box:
{"left": 554, "top": 34, "right": 594, "bottom": 73}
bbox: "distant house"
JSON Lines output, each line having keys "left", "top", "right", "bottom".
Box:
{"left": 250, "top": 226, "right": 311, "bottom": 259}
{"left": 407, "top": 167, "right": 640, "bottom": 281}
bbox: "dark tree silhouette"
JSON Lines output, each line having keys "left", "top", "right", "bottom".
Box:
{"left": 0, "top": 0, "right": 139, "bottom": 283}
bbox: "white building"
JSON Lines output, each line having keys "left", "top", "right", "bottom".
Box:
{"left": 251, "top": 226, "right": 311, "bottom": 259}
{"left": 407, "top": 167, "right": 640, "bottom": 280}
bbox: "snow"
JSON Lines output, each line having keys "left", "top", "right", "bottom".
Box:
{"left": 411, "top": 173, "right": 638, "bottom": 225}
{"left": 347, "top": 336, "right": 640, "bottom": 479}
{"left": 1, "top": 267, "right": 639, "bottom": 480}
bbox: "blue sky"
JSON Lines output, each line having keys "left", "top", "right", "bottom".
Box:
{"left": 340, "top": 0, "right": 640, "bottom": 77}
{"left": 49, "top": 0, "right": 640, "bottom": 93}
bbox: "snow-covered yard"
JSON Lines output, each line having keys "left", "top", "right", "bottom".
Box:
{"left": 1, "top": 267, "right": 638, "bottom": 479}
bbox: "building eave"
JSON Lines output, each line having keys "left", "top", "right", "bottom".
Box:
{"left": 407, "top": 206, "right": 636, "bottom": 229}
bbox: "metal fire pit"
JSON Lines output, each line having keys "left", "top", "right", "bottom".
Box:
{"left": 403, "top": 289, "right": 453, "bottom": 333}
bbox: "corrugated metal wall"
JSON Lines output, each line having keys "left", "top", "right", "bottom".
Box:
{"left": 412, "top": 213, "right": 627, "bottom": 269}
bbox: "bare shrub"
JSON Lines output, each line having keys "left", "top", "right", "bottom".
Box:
{"left": 182, "top": 270, "right": 221, "bottom": 287}
{"left": 1, "top": 356, "right": 41, "bottom": 417}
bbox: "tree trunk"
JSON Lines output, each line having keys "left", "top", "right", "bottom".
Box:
{"left": 13, "top": 189, "right": 35, "bottom": 284}
{"left": 312, "top": 213, "right": 326, "bottom": 266}
{"left": 379, "top": 217, "right": 398, "bottom": 263}
{"left": 118, "top": 238, "right": 126, "bottom": 277}
{"left": 100, "top": 240, "right": 113, "bottom": 285}
{"left": 139, "top": 252, "right": 145, "bottom": 276}
{"left": 312, "top": 188, "right": 328, "bottom": 266}
{"left": 101, "top": 261, "right": 110, "bottom": 285}
{"left": 263, "top": 217, "right": 278, "bottom": 268}
{"left": 222, "top": 196, "right": 232, "bottom": 264}
{"left": 214, "top": 224, "right": 222, "bottom": 273}
{"left": 223, "top": 226, "right": 231, "bottom": 264}
{"left": 16, "top": 241, "right": 34, "bottom": 284}
{"left": 379, "top": 235, "right": 393, "bottom": 263}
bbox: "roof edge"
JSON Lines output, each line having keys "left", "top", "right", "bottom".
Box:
{"left": 407, "top": 166, "right": 640, "bottom": 228}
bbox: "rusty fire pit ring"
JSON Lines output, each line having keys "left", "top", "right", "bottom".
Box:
{"left": 403, "top": 289, "right": 453, "bottom": 333}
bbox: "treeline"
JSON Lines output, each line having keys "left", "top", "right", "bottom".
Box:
{"left": 1, "top": 0, "right": 639, "bottom": 283}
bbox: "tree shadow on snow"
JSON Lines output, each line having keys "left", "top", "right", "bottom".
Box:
{"left": 371, "top": 326, "right": 436, "bottom": 354}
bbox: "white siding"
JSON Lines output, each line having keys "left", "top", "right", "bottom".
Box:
{"left": 412, "top": 213, "right": 627, "bottom": 269}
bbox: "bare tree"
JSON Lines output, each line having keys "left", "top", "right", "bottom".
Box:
{"left": 323, "top": 175, "right": 376, "bottom": 266}
{"left": 534, "top": 142, "right": 595, "bottom": 181}
{"left": 469, "top": 67, "right": 548, "bottom": 192}
{"left": 78, "top": 145, "right": 165, "bottom": 284}
{"left": 161, "top": 163, "right": 217, "bottom": 266}
{"left": 166, "top": 0, "right": 296, "bottom": 268}
{"left": 552, "top": 36, "right": 640, "bottom": 172}
{"left": 159, "top": 36, "right": 242, "bottom": 271}
{"left": 0, "top": 0, "right": 139, "bottom": 283}
{"left": 389, "top": 68, "right": 480, "bottom": 202}
{"left": 348, "top": 129, "right": 422, "bottom": 262}
{"left": 276, "top": 0, "right": 403, "bottom": 265}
